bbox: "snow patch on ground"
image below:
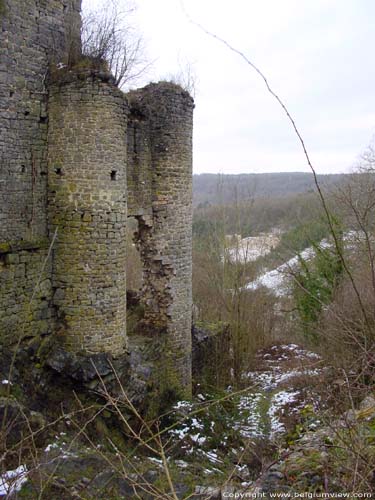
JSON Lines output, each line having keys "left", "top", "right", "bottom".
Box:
{"left": 246, "top": 240, "right": 330, "bottom": 296}
{"left": 44, "top": 442, "right": 59, "bottom": 452}
{"left": 235, "top": 393, "right": 265, "bottom": 438}
{"left": 44, "top": 438, "right": 78, "bottom": 459}
{"left": 0, "top": 465, "right": 28, "bottom": 497}
{"left": 269, "top": 390, "right": 300, "bottom": 437}
{"left": 243, "top": 343, "right": 323, "bottom": 437}
{"left": 164, "top": 343, "right": 322, "bottom": 473}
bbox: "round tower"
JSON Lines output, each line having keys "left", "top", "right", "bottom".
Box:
{"left": 128, "top": 82, "right": 194, "bottom": 394}
{"left": 48, "top": 70, "right": 128, "bottom": 356}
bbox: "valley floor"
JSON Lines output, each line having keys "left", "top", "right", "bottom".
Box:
{"left": 2, "top": 341, "right": 374, "bottom": 498}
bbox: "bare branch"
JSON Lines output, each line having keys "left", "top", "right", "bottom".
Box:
{"left": 81, "top": 0, "right": 151, "bottom": 88}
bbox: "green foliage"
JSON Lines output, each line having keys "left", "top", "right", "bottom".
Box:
{"left": 278, "top": 217, "right": 331, "bottom": 257}
{"left": 293, "top": 221, "right": 344, "bottom": 340}
{"left": 285, "top": 403, "right": 318, "bottom": 446}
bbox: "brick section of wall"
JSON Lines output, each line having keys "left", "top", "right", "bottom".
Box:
{"left": 127, "top": 83, "right": 194, "bottom": 392}
{"left": 47, "top": 71, "right": 128, "bottom": 356}
{"left": 0, "top": 0, "right": 81, "bottom": 346}
{"left": 0, "top": 241, "right": 53, "bottom": 346}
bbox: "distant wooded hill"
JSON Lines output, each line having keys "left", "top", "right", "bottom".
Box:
{"left": 193, "top": 172, "right": 347, "bottom": 207}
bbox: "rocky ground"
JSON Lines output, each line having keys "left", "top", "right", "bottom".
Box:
{"left": 1, "top": 342, "right": 374, "bottom": 498}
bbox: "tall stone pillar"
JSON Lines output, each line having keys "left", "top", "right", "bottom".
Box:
{"left": 129, "top": 83, "right": 194, "bottom": 395}
{"left": 48, "top": 70, "right": 128, "bottom": 356}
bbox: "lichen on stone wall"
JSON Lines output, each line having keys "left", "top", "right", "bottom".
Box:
{"left": 0, "top": 0, "right": 82, "bottom": 346}
{"left": 0, "top": 0, "right": 6, "bottom": 16}
{"left": 0, "top": 246, "right": 53, "bottom": 346}
{"left": 47, "top": 71, "right": 128, "bottom": 356}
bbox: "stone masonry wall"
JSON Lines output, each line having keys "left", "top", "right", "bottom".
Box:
{"left": 126, "top": 103, "right": 153, "bottom": 217}
{"left": 127, "top": 83, "right": 194, "bottom": 392}
{"left": 0, "top": 241, "right": 53, "bottom": 346}
{"left": 0, "top": 0, "right": 81, "bottom": 242}
{"left": 0, "top": 0, "right": 81, "bottom": 345}
{"left": 1, "top": 1, "right": 195, "bottom": 395}
{"left": 48, "top": 71, "right": 128, "bottom": 356}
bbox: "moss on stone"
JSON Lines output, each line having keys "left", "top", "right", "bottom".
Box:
{"left": 146, "top": 343, "right": 189, "bottom": 419}
{"left": 0, "top": 1, "right": 7, "bottom": 17}
{"left": 0, "top": 238, "right": 49, "bottom": 254}
{"left": 0, "top": 242, "right": 11, "bottom": 253}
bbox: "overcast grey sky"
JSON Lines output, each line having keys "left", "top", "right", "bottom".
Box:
{"left": 82, "top": 0, "right": 375, "bottom": 175}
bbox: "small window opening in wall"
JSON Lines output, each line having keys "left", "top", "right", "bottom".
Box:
{"left": 111, "top": 170, "right": 117, "bottom": 181}
{"left": 24, "top": 110, "right": 30, "bottom": 116}
{"left": 54, "top": 167, "right": 62, "bottom": 176}
{"left": 21, "top": 165, "right": 26, "bottom": 173}
{"left": 9, "top": 91, "right": 14, "bottom": 98}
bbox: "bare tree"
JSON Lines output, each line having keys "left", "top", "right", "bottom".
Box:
{"left": 81, "top": 0, "right": 151, "bottom": 88}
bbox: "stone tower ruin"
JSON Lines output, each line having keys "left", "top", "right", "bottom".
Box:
{"left": 0, "top": 0, "right": 194, "bottom": 394}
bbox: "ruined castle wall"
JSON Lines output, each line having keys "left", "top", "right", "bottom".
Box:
{"left": 127, "top": 83, "right": 194, "bottom": 392}
{"left": 0, "top": 1, "right": 195, "bottom": 396}
{"left": 47, "top": 72, "right": 128, "bottom": 355}
{"left": 126, "top": 104, "right": 153, "bottom": 217}
{"left": 0, "top": 241, "right": 53, "bottom": 346}
{"left": 0, "top": 0, "right": 81, "bottom": 242}
{"left": 0, "top": 0, "right": 81, "bottom": 345}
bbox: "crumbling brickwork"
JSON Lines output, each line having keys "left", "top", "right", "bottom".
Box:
{"left": 0, "top": 1, "right": 194, "bottom": 394}
{"left": 127, "top": 84, "right": 194, "bottom": 390}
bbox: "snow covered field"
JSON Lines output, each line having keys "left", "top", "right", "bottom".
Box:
{"left": 225, "top": 233, "right": 280, "bottom": 264}
{"left": 246, "top": 239, "right": 331, "bottom": 296}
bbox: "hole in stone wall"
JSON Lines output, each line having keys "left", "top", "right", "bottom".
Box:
{"left": 21, "top": 165, "right": 26, "bottom": 173}
{"left": 111, "top": 170, "right": 117, "bottom": 181}
{"left": 54, "top": 167, "right": 62, "bottom": 176}
{"left": 39, "top": 116, "right": 47, "bottom": 124}
{"left": 24, "top": 110, "right": 30, "bottom": 116}
{"left": 9, "top": 91, "right": 14, "bottom": 98}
